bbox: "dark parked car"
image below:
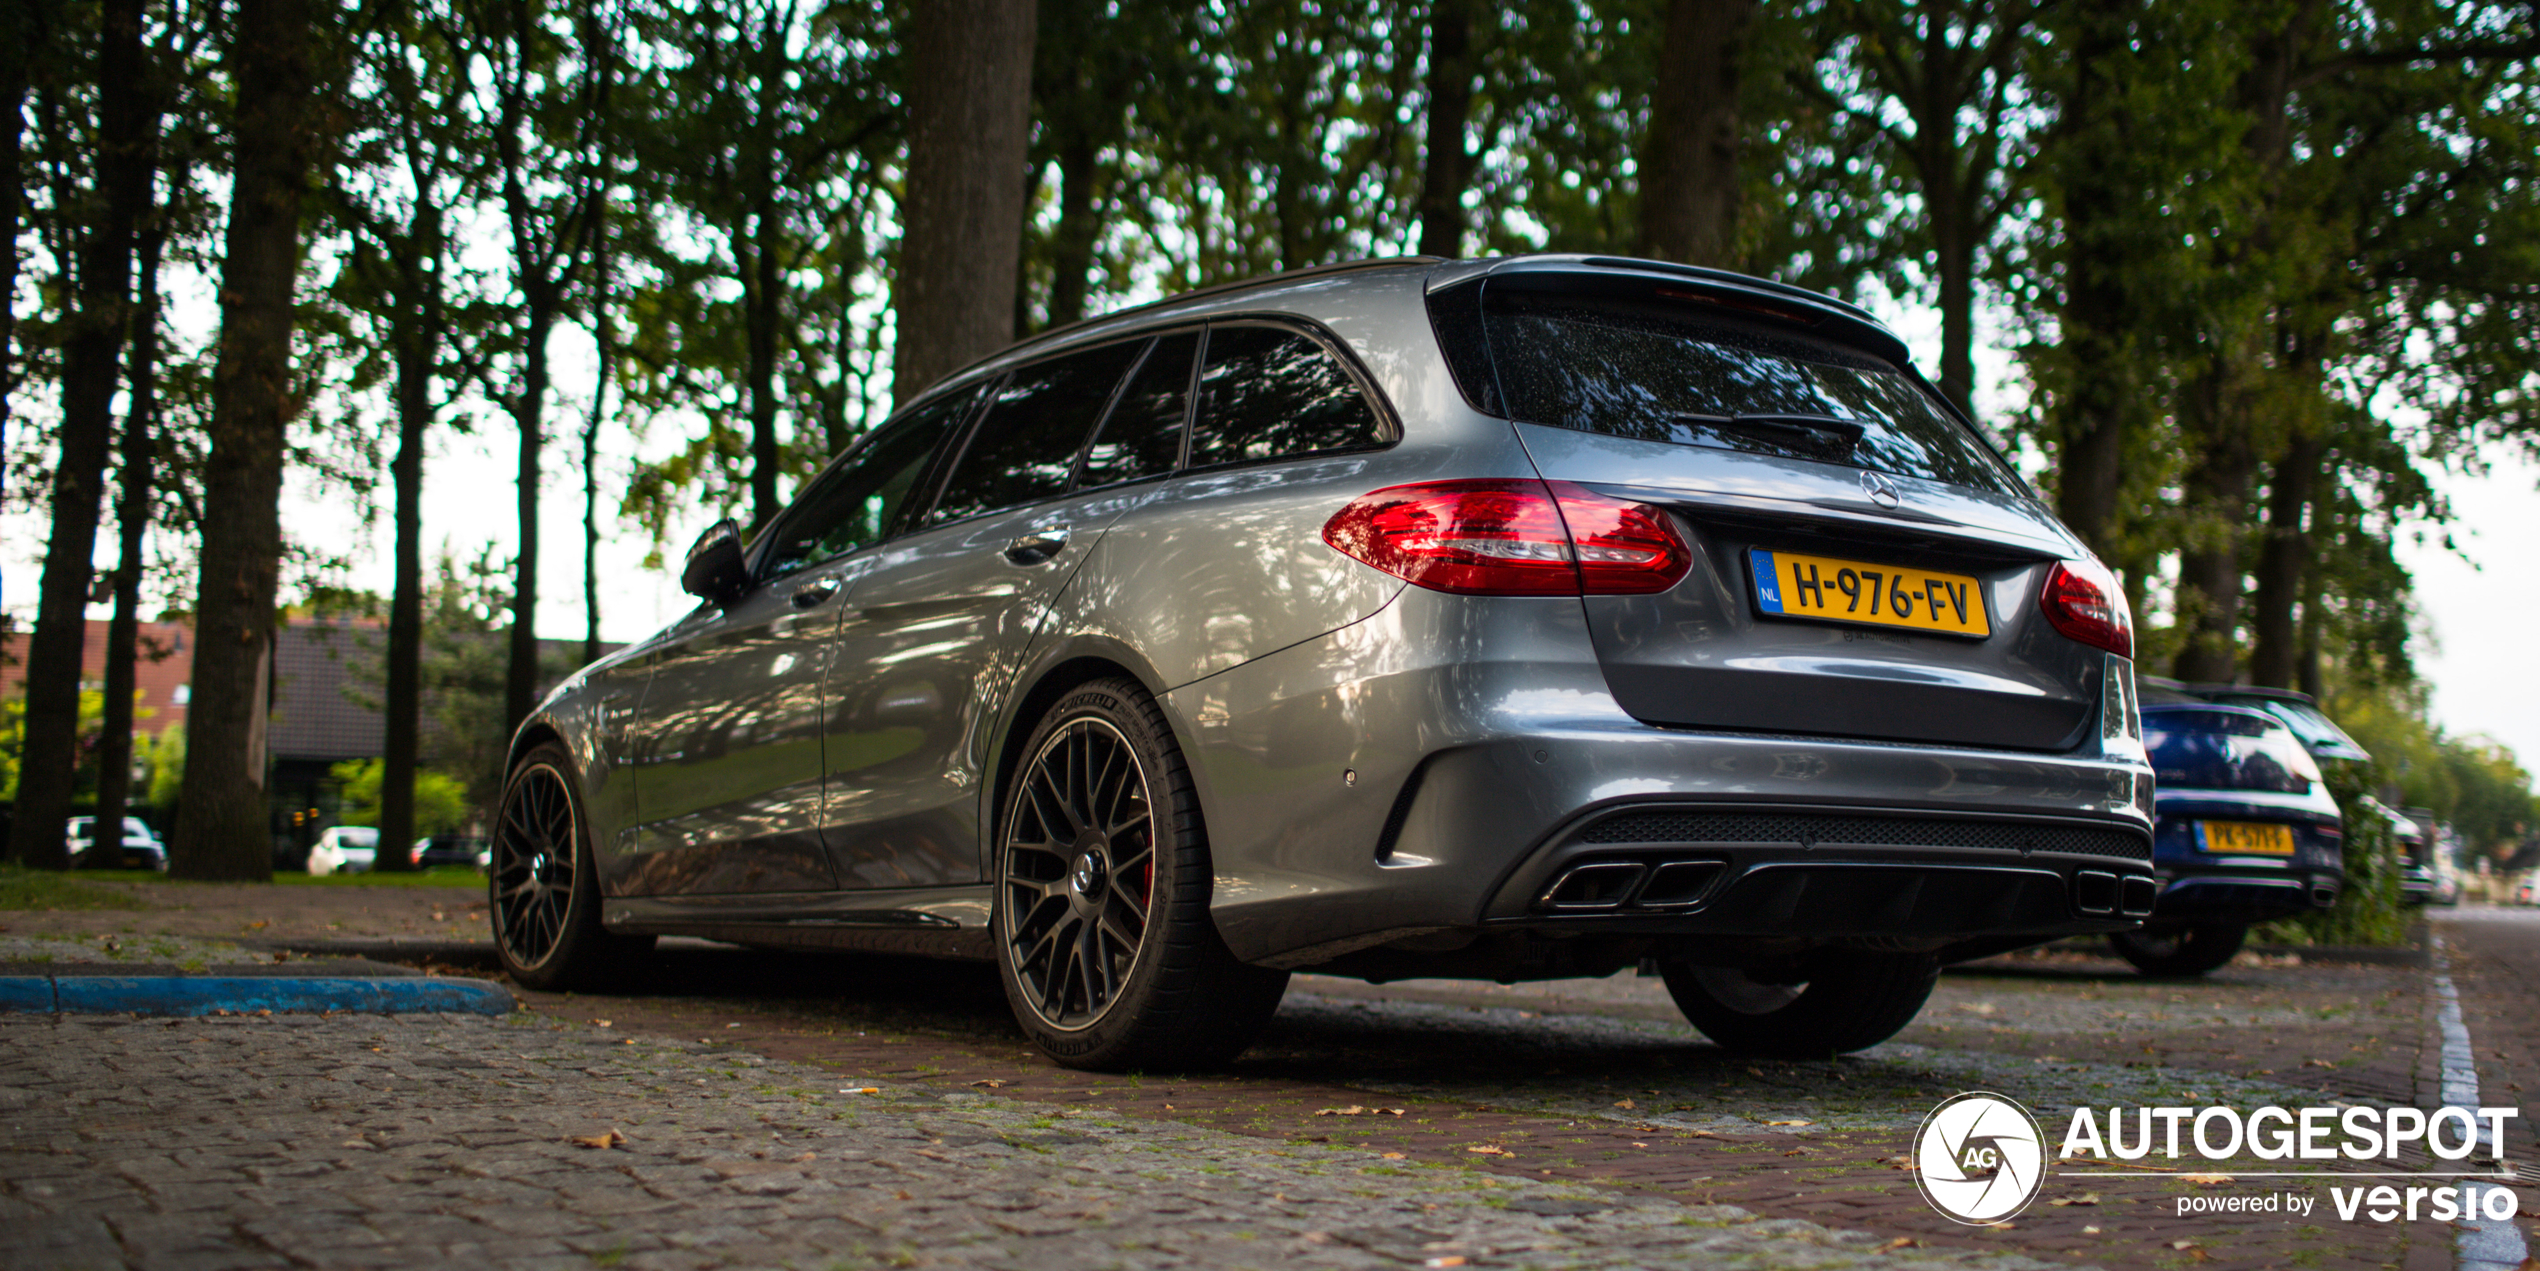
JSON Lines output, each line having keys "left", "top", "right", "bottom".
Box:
{"left": 489, "top": 254, "right": 2158, "bottom": 1067}
{"left": 2116, "top": 688, "right": 2344, "bottom": 975}
{"left": 416, "top": 836, "right": 491, "bottom": 869}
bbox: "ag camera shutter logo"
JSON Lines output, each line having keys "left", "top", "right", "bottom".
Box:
{"left": 1915, "top": 1092, "right": 2047, "bottom": 1224}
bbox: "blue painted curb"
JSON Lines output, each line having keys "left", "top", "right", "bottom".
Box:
{"left": 0, "top": 976, "right": 514, "bottom": 1017}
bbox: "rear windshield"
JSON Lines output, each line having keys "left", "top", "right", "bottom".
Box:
{"left": 2143, "top": 707, "right": 2320, "bottom": 795}
{"left": 1479, "top": 295, "right": 2023, "bottom": 497}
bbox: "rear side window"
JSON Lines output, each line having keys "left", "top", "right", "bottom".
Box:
{"left": 759, "top": 389, "right": 972, "bottom": 576}
{"left": 2143, "top": 708, "right": 2319, "bottom": 794}
{"left": 929, "top": 341, "right": 1144, "bottom": 524}
{"left": 1078, "top": 333, "right": 1197, "bottom": 489}
{"left": 1189, "top": 324, "right": 1385, "bottom": 469}
{"left": 1482, "top": 294, "right": 2022, "bottom": 497}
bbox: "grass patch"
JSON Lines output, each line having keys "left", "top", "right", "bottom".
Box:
{"left": 0, "top": 863, "right": 149, "bottom": 911}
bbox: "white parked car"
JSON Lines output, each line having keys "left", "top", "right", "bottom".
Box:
{"left": 66, "top": 816, "right": 167, "bottom": 870}
{"left": 305, "top": 826, "right": 383, "bottom": 875}
{"left": 2518, "top": 869, "right": 2539, "bottom": 906}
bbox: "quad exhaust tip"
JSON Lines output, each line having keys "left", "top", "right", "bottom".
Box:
{"left": 1538, "top": 858, "right": 1727, "bottom": 912}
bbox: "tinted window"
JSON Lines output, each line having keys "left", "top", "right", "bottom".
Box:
{"left": 1189, "top": 325, "right": 1383, "bottom": 469}
{"left": 1482, "top": 295, "right": 2022, "bottom": 496}
{"left": 2143, "top": 707, "right": 2317, "bottom": 794}
{"left": 930, "top": 342, "right": 1143, "bottom": 523}
{"left": 759, "top": 390, "right": 971, "bottom": 576}
{"left": 1078, "top": 333, "right": 1196, "bottom": 488}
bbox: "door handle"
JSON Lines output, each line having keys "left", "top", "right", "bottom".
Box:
{"left": 1002, "top": 527, "right": 1070, "bottom": 564}
{"left": 788, "top": 578, "right": 842, "bottom": 610}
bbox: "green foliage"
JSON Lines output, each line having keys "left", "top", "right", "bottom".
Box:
{"left": 0, "top": 863, "right": 150, "bottom": 911}
{"left": 2267, "top": 760, "right": 2411, "bottom": 947}
{"left": 326, "top": 758, "right": 472, "bottom": 837}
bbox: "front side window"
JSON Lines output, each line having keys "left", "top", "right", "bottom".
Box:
{"left": 758, "top": 389, "right": 973, "bottom": 577}
{"left": 928, "top": 340, "right": 1145, "bottom": 524}
{"left": 1482, "top": 294, "right": 2023, "bottom": 497}
{"left": 1188, "top": 324, "right": 1385, "bottom": 469}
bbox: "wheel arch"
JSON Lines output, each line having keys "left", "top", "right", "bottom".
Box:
{"left": 983, "top": 638, "right": 1176, "bottom": 872}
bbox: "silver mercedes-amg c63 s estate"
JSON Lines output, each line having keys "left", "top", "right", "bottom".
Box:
{"left": 491, "top": 254, "right": 2158, "bottom": 1069}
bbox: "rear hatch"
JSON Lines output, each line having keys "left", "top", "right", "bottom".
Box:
{"left": 1433, "top": 262, "right": 2102, "bottom": 751}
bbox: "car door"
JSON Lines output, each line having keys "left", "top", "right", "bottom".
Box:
{"left": 619, "top": 393, "right": 975, "bottom": 896}
{"left": 817, "top": 337, "right": 1150, "bottom": 889}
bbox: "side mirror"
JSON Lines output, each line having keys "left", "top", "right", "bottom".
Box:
{"left": 680, "top": 519, "right": 751, "bottom": 605}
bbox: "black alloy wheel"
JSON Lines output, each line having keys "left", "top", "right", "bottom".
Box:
{"left": 490, "top": 741, "right": 652, "bottom": 991}
{"left": 993, "top": 678, "right": 1289, "bottom": 1071}
{"left": 1003, "top": 715, "right": 1157, "bottom": 1028}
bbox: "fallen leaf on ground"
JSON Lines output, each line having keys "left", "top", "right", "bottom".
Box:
{"left": 2180, "top": 1174, "right": 2233, "bottom": 1185}
{"left": 969, "top": 1079, "right": 1006, "bottom": 1088}
{"left": 1764, "top": 1119, "right": 1813, "bottom": 1126}
{"left": 1783, "top": 1149, "right": 1808, "bottom": 1157}
{"left": 838, "top": 1087, "right": 880, "bottom": 1095}
{"left": 2081, "top": 1225, "right": 2101, "bottom": 1234}
{"left": 1613, "top": 1099, "right": 1636, "bottom": 1110}
{"left": 590, "top": 1019, "right": 611, "bottom": 1028}
{"left": 1880, "top": 1237, "right": 1920, "bottom": 1250}
{"left": 1424, "top": 1259, "right": 1467, "bottom": 1269}
{"left": 1315, "top": 1106, "right": 1405, "bottom": 1116}
{"left": 1380, "top": 1152, "right": 1406, "bottom": 1160}
{"left": 1465, "top": 1144, "right": 1515, "bottom": 1158}
{"left": 570, "top": 1129, "right": 625, "bottom": 1150}
{"left": 2305, "top": 1058, "right": 2334, "bottom": 1068}
{"left": 2049, "top": 1194, "right": 2101, "bottom": 1206}
{"left": 2168, "top": 1240, "right": 2199, "bottom": 1251}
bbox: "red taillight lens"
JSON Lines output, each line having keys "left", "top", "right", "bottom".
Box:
{"left": 2039, "top": 558, "right": 2133, "bottom": 658}
{"left": 1320, "top": 479, "right": 1690, "bottom": 596}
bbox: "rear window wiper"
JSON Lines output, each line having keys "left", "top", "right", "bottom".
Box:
{"left": 1669, "top": 412, "right": 1865, "bottom": 463}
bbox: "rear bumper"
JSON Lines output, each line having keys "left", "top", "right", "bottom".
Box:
{"left": 1168, "top": 589, "right": 2156, "bottom": 967}
{"left": 2150, "top": 865, "right": 2340, "bottom": 922}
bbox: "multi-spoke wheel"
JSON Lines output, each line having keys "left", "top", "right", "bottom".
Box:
{"left": 993, "top": 678, "right": 1288, "bottom": 1071}
{"left": 490, "top": 741, "right": 652, "bottom": 991}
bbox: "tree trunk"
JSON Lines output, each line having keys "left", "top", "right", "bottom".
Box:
{"left": 1044, "top": 132, "right": 1101, "bottom": 326}
{"left": 746, "top": 200, "right": 782, "bottom": 529}
{"left": 0, "top": 0, "right": 52, "bottom": 546}
{"left": 377, "top": 220, "right": 442, "bottom": 874}
{"left": 1416, "top": 0, "right": 1475, "bottom": 258}
{"left": 505, "top": 294, "right": 553, "bottom": 740}
{"left": 2168, "top": 384, "right": 2254, "bottom": 684}
{"left": 894, "top": 0, "right": 1037, "bottom": 405}
{"left": 584, "top": 228, "right": 609, "bottom": 669}
{"left": 10, "top": 0, "right": 156, "bottom": 870}
{"left": 171, "top": 0, "right": 318, "bottom": 881}
{"left": 2246, "top": 427, "right": 2321, "bottom": 689}
{"left": 1636, "top": 0, "right": 1751, "bottom": 268}
{"left": 89, "top": 218, "right": 165, "bottom": 869}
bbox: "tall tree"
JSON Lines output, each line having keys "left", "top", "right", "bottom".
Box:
{"left": 0, "top": 1, "right": 58, "bottom": 536}
{"left": 10, "top": 0, "right": 164, "bottom": 870}
{"left": 458, "top": 0, "right": 608, "bottom": 737}
{"left": 1416, "top": 0, "right": 1477, "bottom": 258}
{"left": 89, "top": 193, "right": 170, "bottom": 866}
{"left": 1814, "top": 0, "right": 2043, "bottom": 415}
{"left": 1636, "top": 0, "right": 1753, "bottom": 267}
{"left": 170, "top": 0, "right": 326, "bottom": 880}
{"left": 894, "top": 0, "right": 1037, "bottom": 403}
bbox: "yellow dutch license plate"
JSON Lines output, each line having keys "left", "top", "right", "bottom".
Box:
{"left": 2200, "top": 821, "right": 2296, "bottom": 855}
{"left": 1747, "top": 548, "right": 1990, "bottom": 637}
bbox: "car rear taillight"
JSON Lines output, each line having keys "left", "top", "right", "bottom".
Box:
{"left": 1320, "top": 479, "right": 1690, "bottom": 596}
{"left": 2039, "top": 558, "right": 2133, "bottom": 658}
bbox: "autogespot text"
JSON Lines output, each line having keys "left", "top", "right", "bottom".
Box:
{"left": 2058, "top": 1104, "right": 2525, "bottom": 1225}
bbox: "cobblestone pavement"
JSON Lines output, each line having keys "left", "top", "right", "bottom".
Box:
{"left": 2, "top": 1011, "right": 2064, "bottom": 1271}
{"left": 7, "top": 885, "right": 2521, "bottom": 1270}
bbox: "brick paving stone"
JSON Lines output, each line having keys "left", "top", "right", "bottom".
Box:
{"left": 4, "top": 1012, "right": 2092, "bottom": 1271}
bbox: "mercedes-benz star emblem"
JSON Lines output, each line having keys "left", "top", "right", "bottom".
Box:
{"left": 1860, "top": 469, "right": 1903, "bottom": 509}
{"left": 1912, "top": 1092, "right": 2047, "bottom": 1224}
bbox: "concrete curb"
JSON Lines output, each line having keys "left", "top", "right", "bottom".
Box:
{"left": 0, "top": 976, "right": 514, "bottom": 1016}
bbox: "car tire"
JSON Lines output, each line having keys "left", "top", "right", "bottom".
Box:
{"left": 2109, "top": 922, "right": 2246, "bottom": 977}
{"left": 992, "top": 677, "right": 1289, "bottom": 1072}
{"left": 1659, "top": 953, "right": 1940, "bottom": 1058}
{"left": 490, "top": 741, "right": 654, "bottom": 991}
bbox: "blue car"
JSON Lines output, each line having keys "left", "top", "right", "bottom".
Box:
{"left": 2116, "top": 692, "right": 2344, "bottom": 975}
